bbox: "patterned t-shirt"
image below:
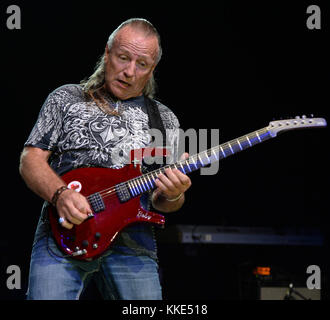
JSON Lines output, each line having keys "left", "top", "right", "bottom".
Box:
{"left": 24, "top": 84, "right": 180, "bottom": 261}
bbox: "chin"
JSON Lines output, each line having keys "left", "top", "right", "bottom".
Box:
{"left": 108, "top": 85, "right": 130, "bottom": 100}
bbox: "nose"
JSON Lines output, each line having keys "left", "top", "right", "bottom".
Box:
{"left": 124, "top": 61, "right": 135, "bottom": 78}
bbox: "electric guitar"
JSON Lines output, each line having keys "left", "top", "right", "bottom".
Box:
{"left": 48, "top": 116, "right": 326, "bottom": 260}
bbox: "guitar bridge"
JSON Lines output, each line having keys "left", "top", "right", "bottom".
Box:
{"left": 115, "top": 183, "right": 131, "bottom": 203}
{"left": 88, "top": 192, "right": 105, "bottom": 213}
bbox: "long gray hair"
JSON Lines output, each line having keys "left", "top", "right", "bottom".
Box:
{"left": 80, "top": 18, "right": 162, "bottom": 101}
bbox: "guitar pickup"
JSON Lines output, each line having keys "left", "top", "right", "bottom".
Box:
{"left": 115, "top": 183, "right": 131, "bottom": 203}
{"left": 88, "top": 192, "right": 105, "bottom": 213}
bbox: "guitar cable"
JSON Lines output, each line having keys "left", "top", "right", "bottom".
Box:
{"left": 46, "top": 229, "right": 77, "bottom": 259}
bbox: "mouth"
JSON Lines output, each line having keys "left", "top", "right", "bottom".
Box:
{"left": 116, "top": 79, "right": 131, "bottom": 88}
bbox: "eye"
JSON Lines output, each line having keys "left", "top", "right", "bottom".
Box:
{"left": 119, "top": 55, "right": 128, "bottom": 61}
{"left": 138, "top": 60, "right": 148, "bottom": 68}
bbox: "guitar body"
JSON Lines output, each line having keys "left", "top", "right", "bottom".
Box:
{"left": 48, "top": 165, "right": 165, "bottom": 261}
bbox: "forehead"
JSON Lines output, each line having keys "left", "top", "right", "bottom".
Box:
{"left": 113, "top": 26, "right": 159, "bottom": 60}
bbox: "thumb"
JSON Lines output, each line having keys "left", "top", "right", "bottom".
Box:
{"left": 180, "top": 152, "right": 189, "bottom": 161}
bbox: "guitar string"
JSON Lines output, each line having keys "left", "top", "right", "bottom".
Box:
{"left": 85, "top": 119, "right": 321, "bottom": 205}
{"left": 87, "top": 128, "right": 272, "bottom": 202}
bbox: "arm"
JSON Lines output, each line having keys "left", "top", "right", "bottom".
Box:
{"left": 19, "top": 146, "right": 92, "bottom": 229}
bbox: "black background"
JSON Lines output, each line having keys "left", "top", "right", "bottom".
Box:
{"left": 0, "top": 0, "right": 329, "bottom": 300}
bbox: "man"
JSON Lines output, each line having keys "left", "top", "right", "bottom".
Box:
{"left": 19, "top": 18, "right": 191, "bottom": 300}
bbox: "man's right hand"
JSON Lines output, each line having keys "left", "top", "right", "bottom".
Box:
{"left": 56, "top": 189, "right": 93, "bottom": 229}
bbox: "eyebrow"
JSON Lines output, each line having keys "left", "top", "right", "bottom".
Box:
{"left": 117, "top": 47, "right": 155, "bottom": 62}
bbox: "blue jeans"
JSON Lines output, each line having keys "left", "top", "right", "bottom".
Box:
{"left": 26, "top": 234, "right": 162, "bottom": 300}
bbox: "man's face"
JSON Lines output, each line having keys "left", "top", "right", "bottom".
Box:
{"left": 104, "top": 26, "right": 159, "bottom": 100}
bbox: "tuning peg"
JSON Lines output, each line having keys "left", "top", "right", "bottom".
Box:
{"left": 310, "top": 114, "right": 314, "bottom": 118}
{"left": 295, "top": 116, "right": 300, "bottom": 119}
{"left": 302, "top": 115, "right": 307, "bottom": 119}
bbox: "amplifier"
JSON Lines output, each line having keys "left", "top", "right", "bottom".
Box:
{"left": 259, "top": 286, "right": 321, "bottom": 300}
{"left": 157, "top": 225, "right": 323, "bottom": 246}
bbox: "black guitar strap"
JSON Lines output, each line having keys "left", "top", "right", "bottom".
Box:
{"left": 144, "top": 96, "right": 168, "bottom": 148}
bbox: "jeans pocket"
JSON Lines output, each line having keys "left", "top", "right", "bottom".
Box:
{"left": 46, "top": 234, "right": 72, "bottom": 264}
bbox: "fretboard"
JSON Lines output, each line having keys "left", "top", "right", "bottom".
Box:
{"left": 115, "top": 127, "right": 272, "bottom": 201}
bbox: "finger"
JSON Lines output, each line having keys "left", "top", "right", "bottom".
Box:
{"left": 172, "top": 169, "right": 192, "bottom": 188}
{"left": 58, "top": 215, "right": 74, "bottom": 230}
{"left": 59, "top": 200, "right": 87, "bottom": 225}
{"left": 156, "top": 171, "right": 177, "bottom": 192}
{"left": 164, "top": 168, "right": 183, "bottom": 189}
{"left": 163, "top": 168, "right": 191, "bottom": 192}
{"left": 154, "top": 176, "right": 169, "bottom": 192}
{"left": 154, "top": 177, "right": 176, "bottom": 197}
{"left": 70, "top": 196, "right": 93, "bottom": 221}
{"left": 67, "top": 206, "right": 89, "bottom": 225}
{"left": 72, "top": 193, "right": 93, "bottom": 213}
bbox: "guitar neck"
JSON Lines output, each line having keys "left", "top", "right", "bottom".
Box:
{"left": 117, "top": 127, "right": 272, "bottom": 200}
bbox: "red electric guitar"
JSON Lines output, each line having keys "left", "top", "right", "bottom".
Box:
{"left": 48, "top": 116, "right": 326, "bottom": 260}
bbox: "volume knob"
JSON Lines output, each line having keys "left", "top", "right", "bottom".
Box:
{"left": 82, "top": 240, "right": 89, "bottom": 247}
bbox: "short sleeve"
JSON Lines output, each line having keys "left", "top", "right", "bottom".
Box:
{"left": 24, "top": 89, "right": 66, "bottom": 151}
{"left": 157, "top": 102, "right": 180, "bottom": 164}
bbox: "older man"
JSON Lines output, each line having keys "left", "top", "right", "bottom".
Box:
{"left": 20, "top": 18, "right": 191, "bottom": 300}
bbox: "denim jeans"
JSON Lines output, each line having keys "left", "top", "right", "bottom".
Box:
{"left": 26, "top": 233, "right": 162, "bottom": 300}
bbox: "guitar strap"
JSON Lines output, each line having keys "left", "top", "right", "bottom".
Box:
{"left": 144, "top": 96, "right": 168, "bottom": 148}
{"left": 143, "top": 96, "right": 169, "bottom": 172}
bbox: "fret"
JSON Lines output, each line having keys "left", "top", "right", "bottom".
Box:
{"left": 134, "top": 179, "right": 142, "bottom": 194}
{"left": 230, "top": 141, "right": 244, "bottom": 154}
{"left": 191, "top": 157, "right": 199, "bottom": 170}
{"left": 211, "top": 148, "right": 219, "bottom": 160}
{"left": 238, "top": 136, "right": 250, "bottom": 149}
{"left": 258, "top": 129, "right": 271, "bottom": 141}
{"left": 157, "top": 168, "right": 164, "bottom": 176}
{"left": 204, "top": 151, "right": 211, "bottom": 164}
{"left": 133, "top": 179, "right": 141, "bottom": 194}
{"left": 130, "top": 180, "right": 138, "bottom": 195}
{"left": 150, "top": 171, "right": 157, "bottom": 181}
{"left": 145, "top": 175, "right": 152, "bottom": 190}
{"left": 185, "top": 160, "right": 192, "bottom": 172}
{"left": 146, "top": 174, "right": 154, "bottom": 189}
{"left": 136, "top": 178, "right": 144, "bottom": 192}
{"left": 237, "top": 139, "right": 243, "bottom": 151}
{"left": 228, "top": 142, "right": 234, "bottom": 154}
{"left": 222, "top": 143, "right": 233, "bottom": 157}
{"left": 246, "top": 135, "right": 252, "bottom": 147}
{"left": 179, "top": 162, "right": 186, "bottom": 174}
{"left": 141, "top": 176, "right": 149, "bottom": 191}
{"left": 138, "top": 178, "right": 146, "bottom": 193}
{"left": 198, "top": 154, "right": 205, "bottom": 166}
{"left": 248, "top": 132, "right": 261, "bottom": 145}
{"left": 128, "top": 181, "right": 136, "bottom": 196}
{"left": 220, "top": 145, "right": 226, "bottom": 158}
{"left": 256, "top": 131, "right": 262, "bottom": 143}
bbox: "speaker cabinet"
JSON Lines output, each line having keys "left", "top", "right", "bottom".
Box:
{"left": 259, "top": 286, "right": 320, "bottom": 300}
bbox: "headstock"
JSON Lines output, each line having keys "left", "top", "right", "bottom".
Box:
{"left": 267, "top": 115, "right": 327, "bottom": 137}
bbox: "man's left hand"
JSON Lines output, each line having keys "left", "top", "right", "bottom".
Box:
{"left": 153, "top": 152, "right": 191, "bottom": 202}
